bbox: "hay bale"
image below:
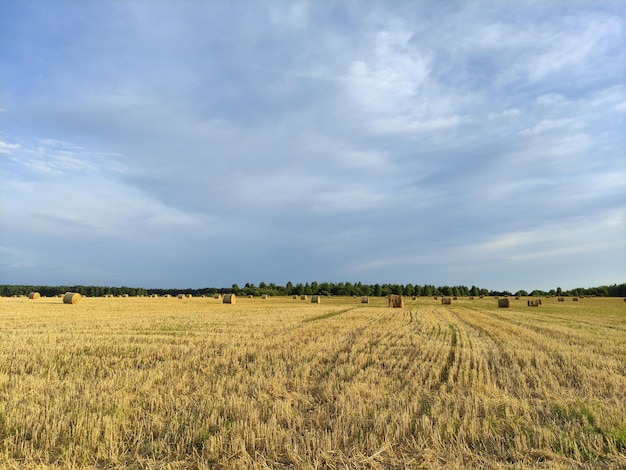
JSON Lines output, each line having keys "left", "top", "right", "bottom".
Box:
{"left": 453, "top": 296, "right": 458, "bottom": 300}
{"left": 527, "top": 299, "right": 541, "bottom": 307}
{"left": 177, "top": 294, "right": 185, "bottom": 299}
{"left": 573, "top": 297, "right": 578, "bottom": 301}
{"left": 498, "top": 298, "right": 511, "bottom": 308}
{"left": 248, "top": 295, "right": 253, "bottom": 298}
{"left": 292, "top": 295, "right": 298, "bottom": 300}
{"left": 163, "top": 294, "right": 171, "bottom": 298}
{"left": 412, "top": 296, "right": 417, "bottom": 301}
{"left": 433, "top": 296, "right": 438, "bottom": 300}
{"left": 28, "top": 292, "right": 41, "bottom": 299}
{"left": 361, "top": 296, "right": 369, "bottom": 304}
{"left": 558, "top": 297, "right": 564, "bottom": 302}
{"left": 63, "top": 292, "right": 81, "bottom": 304}
{"left": 515, "top": 296, "right": 520, "bottom": 300}
{"left": 311, "top": 295, "right": 321, "bottom": 304}
{"left": 441, "top": 297, "right": 452, "bottom": 305}
{"left": 223, "top": 293, "right": 236, "bottom": 304}
{"left": 469, "top": 296, "right": 474, "bottom": 300}
{"left": 300, "top": 295, "right": 308, "bottom": 300}
{"left": 261, "top": 294, "right": 268, "bottom": 299}
{"left": 388, "top": 295, "right": 404, "bottom": 308}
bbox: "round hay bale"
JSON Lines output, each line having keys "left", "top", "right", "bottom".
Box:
{"left": 63, "top": 292, "right": 81, "bottom": 304}
{"left": 388, "top": 295, "right": 404, "bottom": 308}
{"left": 248, "top": 295, "right": 253, "bottom": 298}
{"left": 292, "top": 295, "right": 298, "bottom": 300}
{"left": 498, "top": 298, "right": 511, "bottom": 308}
{"left": 300, "top": 295, "right": 308, "bottom": 300}
{"left": 28, "top": 292, "right": 41, "bottom": 299}
{"left": 214, "top": 294, "right": 222, "bottom": 300}
{"left": 177, "top": 294, "right": 185, "bottom": 299}
{"left": 361, "top": 296, "right": 369, "bottom": 304}
{"left": 261, "top": 294, "right": 268, "bottom": 299}
{"left": 311, "top": 295, "right": 321, "bottom": 304}
{"left": 442, "top": 297, "right": 452, "bottom": 305}
{"left": 223, "top": 293, "right": 236, "bottom": 304}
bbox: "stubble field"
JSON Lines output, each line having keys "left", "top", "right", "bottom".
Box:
{"left": 0, "top": 295, "right": 625, "bottom": 469}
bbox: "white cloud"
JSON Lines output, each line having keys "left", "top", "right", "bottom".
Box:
{"left": 0, "top": 139, "right": 21, "bottom": 154}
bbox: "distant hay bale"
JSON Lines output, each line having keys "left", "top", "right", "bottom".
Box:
{"left": 361, "top": 296, "right": 369, "bottom": 304}
{"left": 248, "top": 295, "right": 253, "bottom": 298}
{"left": 177, "top": 294, "right": 185, "bottom": 299}
{"left": 558, "top": 297, "right": 565, "bottom": 302}
{"left": 300, "top": 295, "right": 308, "bottom": 300}
{"left": 498, "top": 298, "right": 511, "bottom": 308}
{"left": 150, "top": 294, "right": 158, "bottom": 298}
{"left": 412, "top": 296, "right": 417, "bottom": 301}
{"left": 453, "top": 296, "right": 458, "bottom": 300}
{"left": 163, "top": 294, "right": 171, "bottom": 298}
{"left": 28, "top": 292, "right": 41, "bottom": 299}
{"left": 515, "top": 296, "right": 520, "bottom": 300}
{"left": 223, "top": 293, "right": 236, "bottom": 304}
{"left": 469, "top": 296, "right": 474, "bottom": 300}
{"left": 214, "top": 294, "right": 222, "bottom": 300}
{"left": 479, "top": 295, "right": 484, "bottom": 299}
{"left": 261, "top": 294, "right": 268, "bottom": 300}
{"left": 311, "top": 295, "right": 321, "bottom": 304}
{"left": 433, "top": 296, "right": 438, "bottom": 300}
{"left": 573, "top": 297, "right": 578, "bottom": 301}
{"left": 442, "top": 297, "right": 452, "bottom": 305}
{"left": 388, "top": 295, "right": 404, "bottom": 308}
{"left": 292, "top": 295, "right": 298, "bottom": 300}
{"left": 527, "top": 299, "right": 541, "bottom": 307}
{"left": 63, "top": 292, "right": 81, "bottom": 304}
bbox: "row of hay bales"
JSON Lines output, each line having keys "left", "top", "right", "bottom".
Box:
{"left": 26, "top": 291, "right": 81, "bottom": 304}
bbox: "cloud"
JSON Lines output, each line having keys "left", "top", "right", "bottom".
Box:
{"left": 1, "top": 1, "right": 624, "bottom": 289}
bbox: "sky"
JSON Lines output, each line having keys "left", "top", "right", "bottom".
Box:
{"left": 1, "top": 0, "right": 625, "bottom": 292}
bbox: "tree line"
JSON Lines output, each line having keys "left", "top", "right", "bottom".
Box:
{"left": 1, "top": 282, "right": 625, "bottom": 298}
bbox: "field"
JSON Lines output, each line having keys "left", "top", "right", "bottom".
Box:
{"left": 0, "top": 295, "right": 625, "bottom": 469}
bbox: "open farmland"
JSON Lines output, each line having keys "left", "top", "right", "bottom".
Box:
{"left": 1, "top": 296, "right": 625, "bottom": 468}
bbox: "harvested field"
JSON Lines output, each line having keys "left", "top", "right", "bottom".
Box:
{"left": 0, "top": 295, "right": 624, "bottom": 468}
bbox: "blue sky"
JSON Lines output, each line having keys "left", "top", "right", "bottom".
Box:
{"left": 1, "top": 0, "right": 624, "bottom": 291}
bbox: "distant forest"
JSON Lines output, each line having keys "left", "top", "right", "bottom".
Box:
{"left": 2, "top": 282, "right": 625, "bottom": 298}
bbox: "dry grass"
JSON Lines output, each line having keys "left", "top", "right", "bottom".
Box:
{"left": 0, "top": 295, "right": 624, "bottom": 469}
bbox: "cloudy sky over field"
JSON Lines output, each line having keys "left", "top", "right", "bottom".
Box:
{"left": 1, "top": 0, "right": 624, "bottom": 291}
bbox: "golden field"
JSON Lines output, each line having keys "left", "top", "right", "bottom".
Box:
{"left": 0, "top": 295, "right": 625, "bottom": 469}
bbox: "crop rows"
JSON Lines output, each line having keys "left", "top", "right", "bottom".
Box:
{"left": 0, "top": 296, "right": 624, "bottom": 468}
